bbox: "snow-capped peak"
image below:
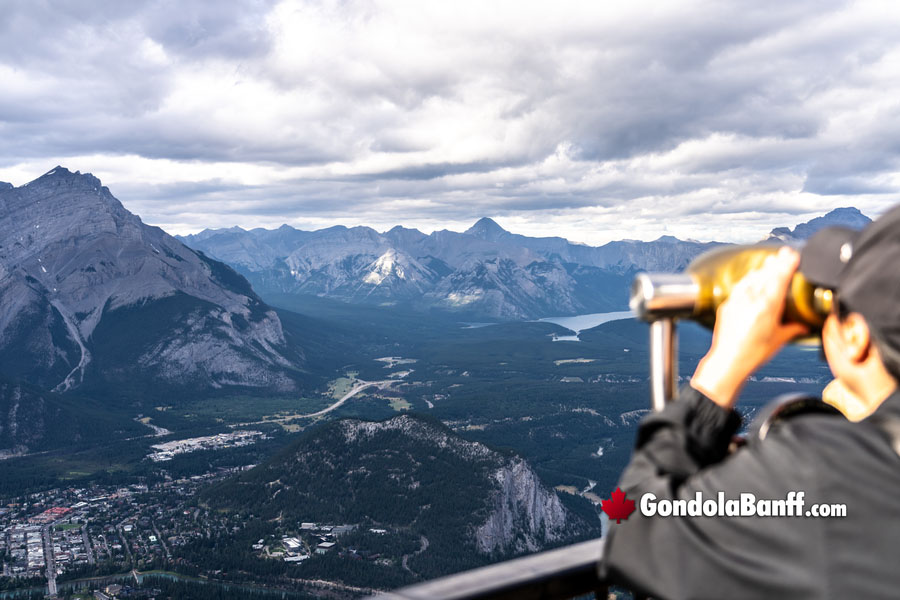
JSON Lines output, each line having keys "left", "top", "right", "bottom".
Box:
{"left": 364, "top": 248, "right": 405, "bottom": 285}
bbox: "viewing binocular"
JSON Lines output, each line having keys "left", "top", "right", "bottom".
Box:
{"left": 631, "top": 244, "right": 835, "bottom": 410}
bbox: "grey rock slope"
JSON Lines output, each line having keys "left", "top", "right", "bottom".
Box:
{"left": 0, "top": 167, "right": 300, "bottom": 392}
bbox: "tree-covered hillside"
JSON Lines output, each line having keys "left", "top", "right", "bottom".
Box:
{"left": 202, "top": 413, "right": 601, "bottom": 579}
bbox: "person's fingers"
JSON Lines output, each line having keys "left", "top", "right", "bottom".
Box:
{"left": 733, "top": 268, "right": 767, "bottom": 299}
{"left": 770, "top": 247, "right": 800, "bottom": 299}
{"left": 773, "top": 322, "right": 809, "bottom": 346}
{"left": 777, "top": 245, "right": 798, "bottom": 260}
{"left": 735, "top": 248, "right": 798, "bottom": 309}
{"left": 694, "top": 248, "right": 805, "bottom": 408}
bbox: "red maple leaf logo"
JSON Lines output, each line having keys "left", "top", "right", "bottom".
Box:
{"left": 601, "top": 487, "right": 636, "bottom": 523}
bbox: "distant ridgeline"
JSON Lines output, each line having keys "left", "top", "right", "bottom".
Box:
{"left": 178, "top": 219, "right": 717, "bottom": 320}
{"left": 202, "top": 413, "right": 602, "bottom": 579}
{"left": 180, "top": 209, "right": 870, "bottom": 320}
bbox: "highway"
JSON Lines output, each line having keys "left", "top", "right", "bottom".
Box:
{"left": 232, "top": 379, "right": 399, "bottom": 428}
{"left": 298, "top": 380, "right": 397, "bottom": 418}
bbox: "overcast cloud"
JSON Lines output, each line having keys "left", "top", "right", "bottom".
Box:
{"left": 2, "top": 0, "right": 899, "bottom": 244}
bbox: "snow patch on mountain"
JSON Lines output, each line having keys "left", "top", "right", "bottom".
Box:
{"left": 364, "top": 249, "right": 407, "bottom": 284}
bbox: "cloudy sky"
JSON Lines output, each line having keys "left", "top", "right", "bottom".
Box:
{"left": 2, "top": 0, "right": 900, "bottom": 244}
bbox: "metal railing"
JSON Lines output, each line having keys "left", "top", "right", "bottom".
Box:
{"left": 370, "top": 538, "right": 607, "bottom": 600}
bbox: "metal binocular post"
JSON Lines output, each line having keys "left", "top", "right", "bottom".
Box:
{"left": 630, "top": 272, "right": 699, "bottom": 411}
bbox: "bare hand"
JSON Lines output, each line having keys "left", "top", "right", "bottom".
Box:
{"left": 691, "top": 247, "right": 809, "bottom": 408}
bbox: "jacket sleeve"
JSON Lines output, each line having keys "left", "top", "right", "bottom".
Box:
{"left": 599, "top": 386, "right": 827, "bottom": 600}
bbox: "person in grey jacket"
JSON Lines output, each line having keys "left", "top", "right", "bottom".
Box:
{"left": 600, "top": 206, "right": 900, "bottom": 599}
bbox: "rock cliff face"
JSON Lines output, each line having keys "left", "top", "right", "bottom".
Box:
{"left": 0, "top": 167, "right": 300, "bottom": 391}
{"left": 476, "top": 458, "right": 571, "bottom": 554}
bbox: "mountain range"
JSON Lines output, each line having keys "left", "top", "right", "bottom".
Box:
{"left": 0, "top": 167, "right": 872, "bottom": 393}
{"left": 180, "top": 208, "right": 870, "bottom": 320}
{"left": 179, "top": 220, "right": 723, "bottom": 320}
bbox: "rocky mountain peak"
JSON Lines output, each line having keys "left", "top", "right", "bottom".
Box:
{"left": 387, "top": 225, "right": 420, "bottom": 234}
{"left": 465, "top": 217, "right": 509, "bottom": 241}
{"left": 1, "top": 166, "right": 140, "bottom": 266}
{"left": 823, "top": 206, "right": 867, "bottom": 220}
{"left": 5, "top": 167, "right": 137, "bottom": 240}
{"left": 38, "top": 165, "right": 95, "bottom": 181}
{"left": 0, "top": 166, "right": 300, "bottom": 392}
{"left": 0, "top": 182, "right": 12, "bottom": 191}
{"left": 26, "top": 166, "right": 108, "bottom": 198}
{"left": 768, "top": 207, "right": 871, "bottom": 242}
{"left": 383, "top": 225, "right": 428, "bottom": 250}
